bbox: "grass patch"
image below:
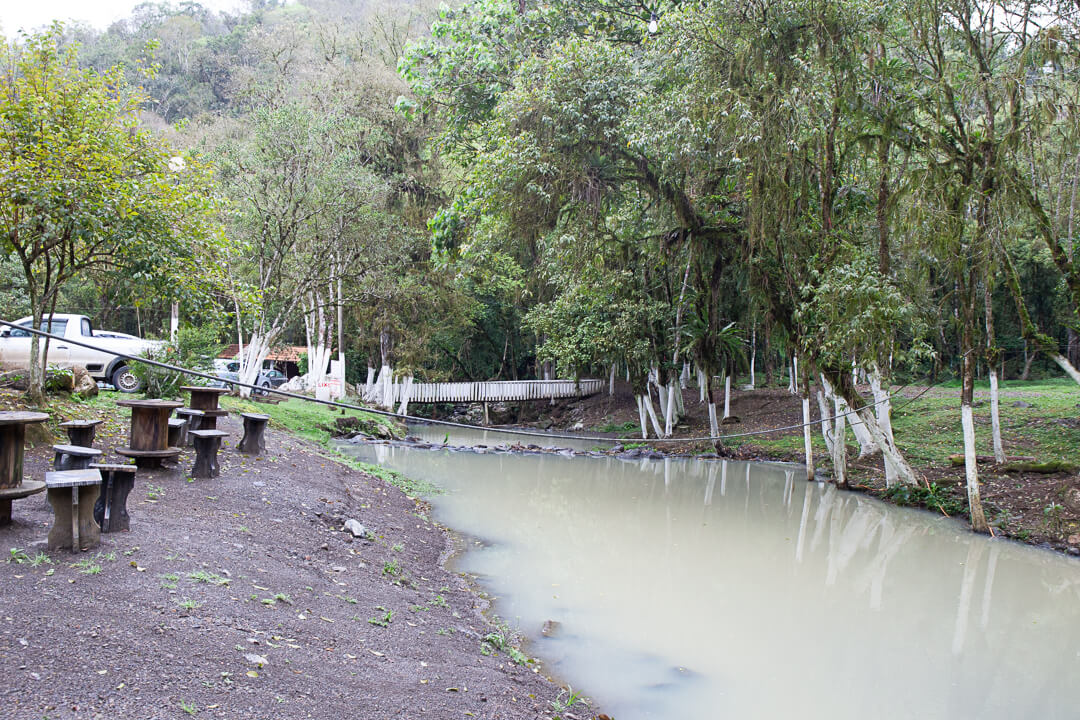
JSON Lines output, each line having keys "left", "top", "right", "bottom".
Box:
{"left": 221, "top": 397, "right": 400, "bottom": 446}
{"left": 722, "top": 379, "right": 1080, "bottom": 471}
{"left": 220, "top": 396, "right": 437, "bottom": 495}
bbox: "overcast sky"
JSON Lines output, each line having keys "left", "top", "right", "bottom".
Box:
{"left": 2, "top": 1, "right": 250, "bottom": 37}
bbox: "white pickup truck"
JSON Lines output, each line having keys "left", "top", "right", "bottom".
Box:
{"left": 0, "top": 314, "right": 163, "bottom": 392}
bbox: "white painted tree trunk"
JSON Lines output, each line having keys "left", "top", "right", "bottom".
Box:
{"left": 609, "top": 364, "right": 616, "bottom": 396}
{"left": 988, "top": 369, "right": 1005, "bottom": 463}
{"left": 371, "top": 365, "right": 387, "bottom": 406}
{"left": 723, "top": 375, "right": 732, "bottom": 419}
{"left": 841, "top": 395, "right": 878, "bottom": 458}
{"left": 788, "top": 357, "right": 797, "bottom": 394}
{"left": 748, "top": 328, "right": 756, "bottom": 389}
{"left": 364, "top": 367, "right": 375, "bottom": 401}
{"left": 817, "top": 386, "right": 836, "bottom": 456}
{"left": 239, "top": 332, "right": 276, "bottom": 397}
{"left": 1051, "top": 353, "right": 1080, "bottom": 385}
{"left": 708, "top": 402, "right": 719, "bottom": 439}
{"left": 697, "top": 367, "right": 707, "bottom": 404}
{"left": 396, "top": 376, "right": 414, "bottom": 416}
{"left": 869, "top": 370, "right": 898, "bottom": 485}
{"left": 673, "top": 373, "right": 685, "bottom": 417}
{"left": 381, "top": 365, "right": 394, "bottom": 410}
{"left": 832, "top": 396, "right": 847, "bottom": 487}
{"left": 636, "top": 395, "right": 648, "bottom": 439}
{"left": 680, "top": 362, "right": 690, "bottom": 389}
{"left": 643, "top": 391, "right": 663, "bottom": 438}
{"left": 851, "top": 403, "right": 921, "bottom": 487}
{"left": 802, "top": 396, "right": 815, "bottom": 482}
{"left": 962, "top": 403, "right": 989, "bottom": 532}
{"left": 664, "top": 382, "right": 677, "bottom": 437}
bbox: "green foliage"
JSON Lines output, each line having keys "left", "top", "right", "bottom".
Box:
{"left": 131, "top": 323, "right": 225, "bottom": 399}
{"left": 882, "top": 482, "right": 966, "bottom": 517}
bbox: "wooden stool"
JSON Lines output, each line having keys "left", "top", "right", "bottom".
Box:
{"left": 238, "top": 413, "right": 270, "bottom": 455}
{"left": 53, "top": 444, "right": 103, "bottom": 471}
{"left": 90, "top": 464, "right": 137, "bottom": 533}
{"left": 189, "top": 430, "right": 228, "bottom": 479}
{"left": 175, "top": 409, "right": 205, "bottom": 447}
{"left": 167, "top": 418, "right": 187, "bottom": 450}
{"left": 45, "top": 469, "right": 103, "bottom": 551}
{"left": 59, "top": 419, "right": 103, "bottom": 448}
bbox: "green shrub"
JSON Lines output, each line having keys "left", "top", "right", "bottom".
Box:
{"left": 132, "top": 324, "right": 224, "bottom": 398}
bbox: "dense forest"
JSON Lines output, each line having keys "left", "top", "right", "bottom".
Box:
{"left": 4, "top": 0, "right": 1080, "bottom": 529}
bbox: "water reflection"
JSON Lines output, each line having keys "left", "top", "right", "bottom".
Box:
{"left": 337, "top": 437, "right": 1080, "bottom": 720}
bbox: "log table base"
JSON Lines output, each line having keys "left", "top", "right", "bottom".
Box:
{"left": 59, "top": 420, "right": 103, "bottom": 448}
{"left": 190, "top": 430, "right": 228, "bottom": 479}
{"left": 238, "top": 413, "right": 270, "bottom": 455}
{"left": 53, "top": 444, "right": 103, "bottom": 471}
{"left": 46, "top": 469, "right": 103, "bottom": 551}
{"left": 116, "top": 399, "right": 183, "bottom": 469}
{"left": 0, "top": 411, "right": 50, "bottom": 525}
{"left": 0, "top": 480, "right": 46, "bottom": 525}
{"left": 115, "top": 447, "right": 181, "bottom": 470}
{"left": 91, "top": 464, "right": 137, "bottom": 533}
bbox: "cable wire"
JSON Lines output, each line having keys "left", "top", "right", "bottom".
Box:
{"left": 0, "top": 318, "right": 971, "bottom": 445}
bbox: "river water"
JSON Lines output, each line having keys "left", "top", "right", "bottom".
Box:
{"left": 336, "top": 427, "right": 1080, "bottom": 719}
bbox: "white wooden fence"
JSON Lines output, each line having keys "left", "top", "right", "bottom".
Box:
{"left": 373, "top": 378, "right": 604, "bottom": 405}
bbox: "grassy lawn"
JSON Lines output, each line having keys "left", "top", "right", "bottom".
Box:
{"left": 725, "top": 378, "right": 1080, "bottom": 470}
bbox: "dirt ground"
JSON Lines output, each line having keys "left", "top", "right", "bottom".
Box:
{"left": 0, "top": 411, "right": 581, "bottom": 719}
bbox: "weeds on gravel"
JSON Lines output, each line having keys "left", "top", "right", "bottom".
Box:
{"left": 430, "top": 594, "right": 448, "bottom": 608}
{"left": 8, "top": 548, "right": 51, "bottom": 566}
{"left": 392, "top": 543, "right": 404, "bottom": 552}
{"left": 179, "top": 699, "right": 198, "bottom": 715}
{"left": 161, "top": 573, "right": 180, "bottom": 589}
{"left": 261, "top": 593, "right": 292, "bottom": 606}
{"left": 177, "top": 597, "right": 201, "bottom": 611}
{"left": 550, "top": 687, "right": 584, "bottom": 714}
{"left": 147, "top": 484, "right": 165, "bottom": 501}
{"left": 482, "top": 626, "right": 530, "bottom": 666}
{"left": 71, "top": 552, "right": 114, "bottom": 575}
{"left": 368, "top": 607, "right": 393, "bottom": 627}
{"left": 382, "top": 560, "right": 400, "bottom": 577}
{"left": 188, "top": 570, "right": 230, "bottom": 586}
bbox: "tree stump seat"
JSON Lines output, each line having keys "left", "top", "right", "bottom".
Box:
{"left": 90, "top": 463, "right": 137, "bottom": 533}
{"left": 167, "top": 418, "right": 187, "bottom": 449}
{"left": 238, "top": 413, "right": 270, "bottom": 455}
{"left": 189, "top": 430, "right": 228, "bottom": 479}
{"left": 45, "top": 469, "right": 103, "bottom": 551}
{"left": 52, "top": 444, "right": 103, "bottom": 471}
{"left": 59, "top": 419, "right": 103, "bottom": 448}
{"left": 175, "top": 409, "right": 205, "bottom": 446}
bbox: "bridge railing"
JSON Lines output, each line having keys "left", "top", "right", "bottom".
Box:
{"left": 392, "top": 378, "right": 604, "bottom": 404}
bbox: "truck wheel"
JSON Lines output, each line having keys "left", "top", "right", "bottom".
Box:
{"left": 111, "top": 365, "right": 142, "bottom": 393}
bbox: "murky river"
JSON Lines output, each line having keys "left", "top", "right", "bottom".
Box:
{"left": 337, "top": 426, "right": 1080, "bottom": 719}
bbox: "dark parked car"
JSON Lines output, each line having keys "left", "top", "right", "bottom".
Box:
{"left": 212, "top": 362, "right": 286, "bottom": 394}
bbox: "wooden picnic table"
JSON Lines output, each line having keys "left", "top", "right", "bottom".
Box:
{"left": 116, "top": 399, "right": 183, "bottom": 469}
{"left": 180, "top": 386, "right": 230, "bottom": 430}
{"left": 0, "top": 411, "right": 49, "bottom": 524}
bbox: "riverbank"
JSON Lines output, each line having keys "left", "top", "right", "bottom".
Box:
{"left": 0, "top": 390, "right": 589, "bottom": 719}
{"left": 518, "top": 378, "right": 1080, "bottom": 552}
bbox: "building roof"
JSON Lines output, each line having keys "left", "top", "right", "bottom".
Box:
{"left": 219, "top": 344, "right": 306, "bottom": 363}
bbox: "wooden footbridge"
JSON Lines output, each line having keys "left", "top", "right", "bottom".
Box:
{"left": 391, "top": 378, "right": 604, "bottom": 404}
